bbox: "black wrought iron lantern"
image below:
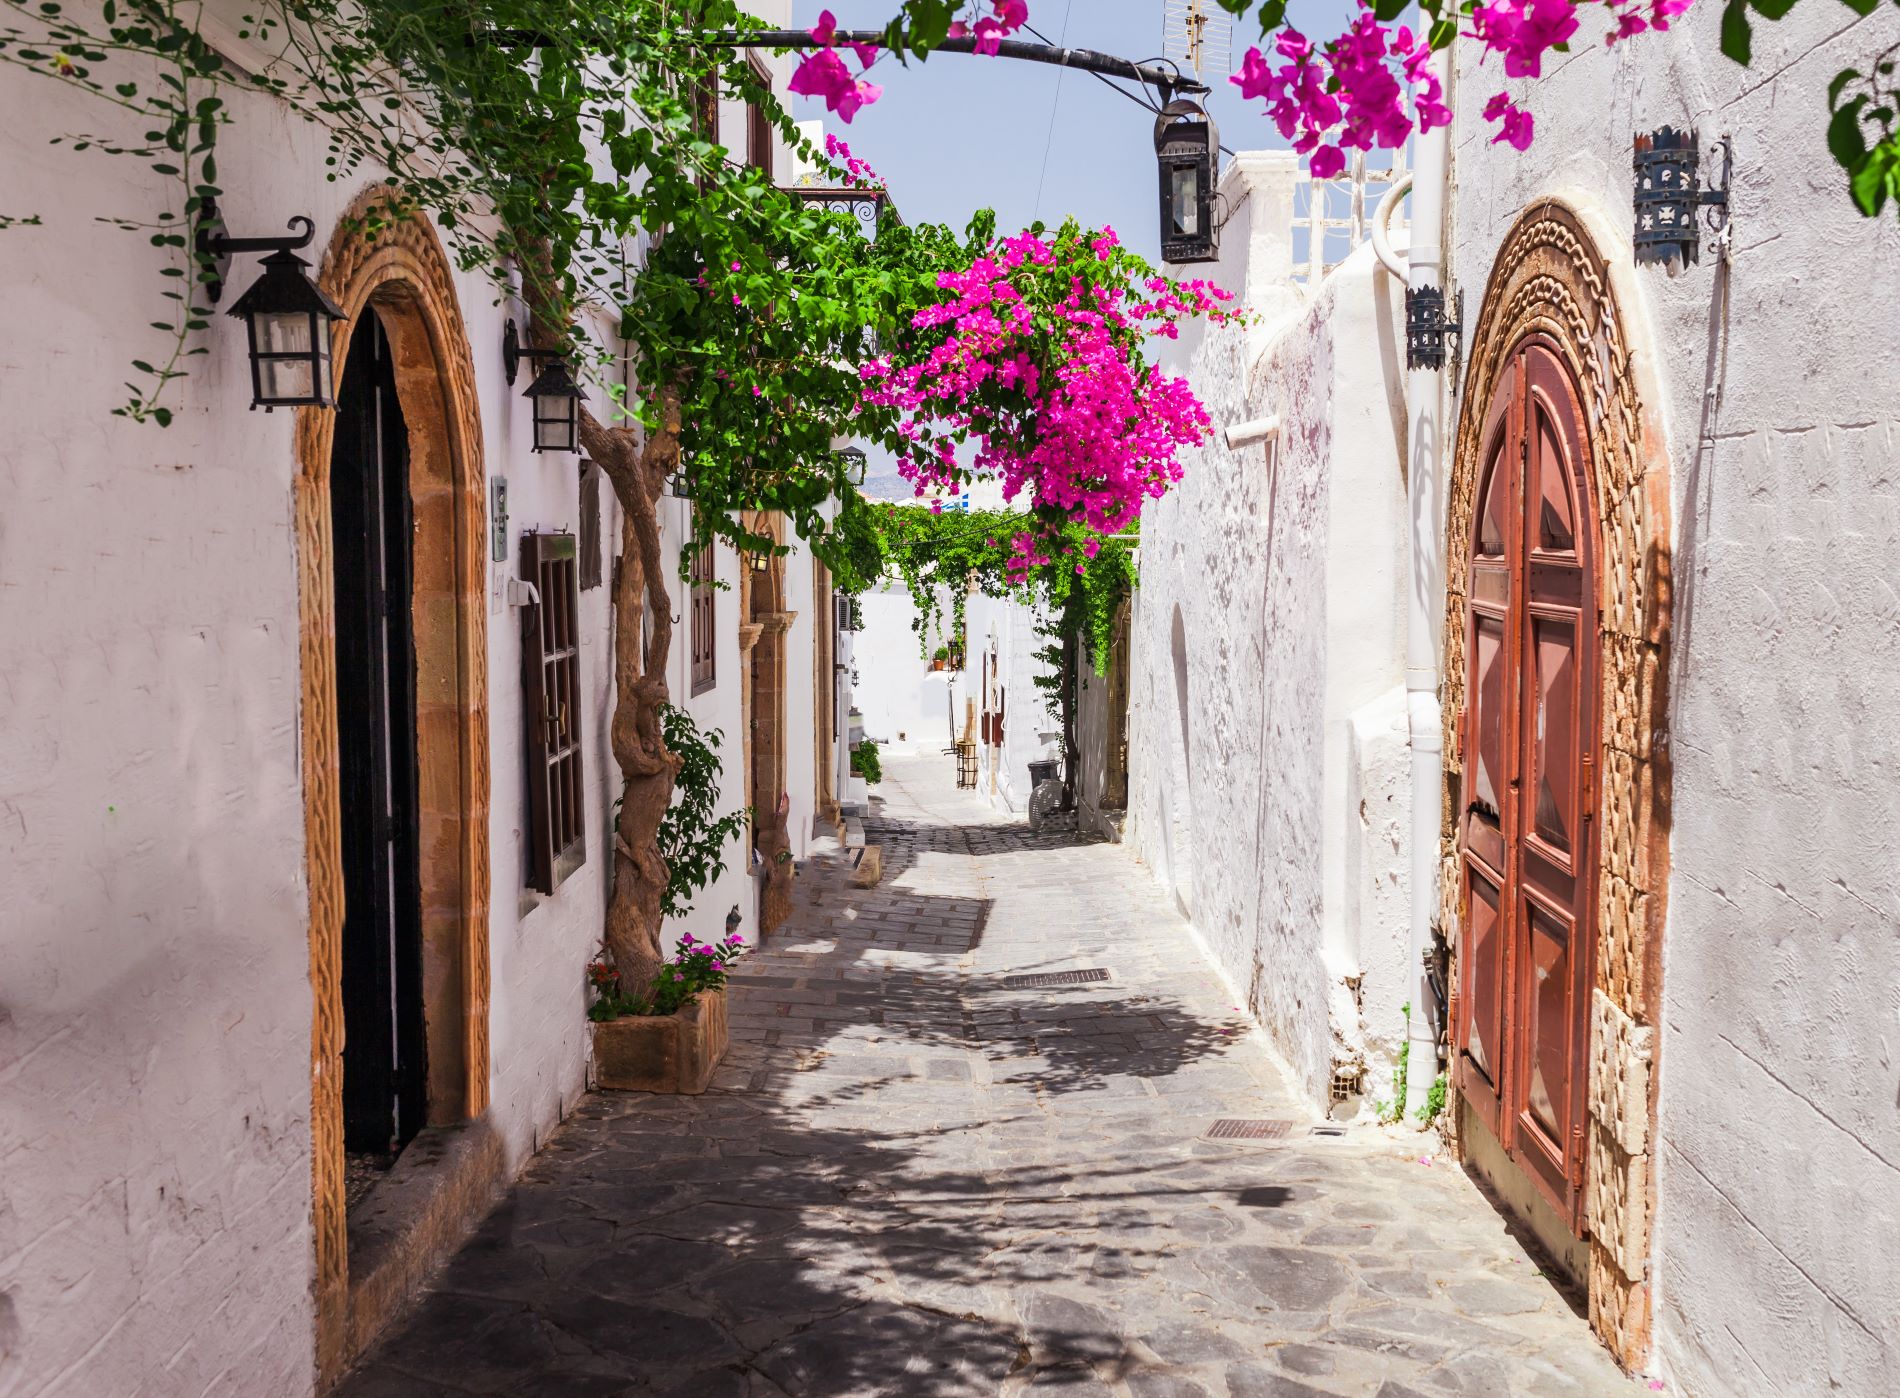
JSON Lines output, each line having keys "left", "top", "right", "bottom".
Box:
{"left": 1404, "top": 284, "right": 1463, "bottom": 372}
{"left": 198, "top": 203, "right": 346, "bottom": 410}
{"left": 1154, "top": 98, "right": 1220, "bottom": 264}
{"left": 1632, "top": 127, "right": 1730, "bottom": 268}
{"left": 503, "top": 319, "right": 587, "bottom": 454}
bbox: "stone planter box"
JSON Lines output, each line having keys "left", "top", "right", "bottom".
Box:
{"left": 592, "top": 988, "right": 729, "bottom": 1094}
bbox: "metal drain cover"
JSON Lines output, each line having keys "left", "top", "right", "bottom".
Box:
{"left": 1206, "top": 1119, "right": 1294, "bottom": 1141}
{"left": 1001, "top": 968, "right": 1112, "bottom": 989}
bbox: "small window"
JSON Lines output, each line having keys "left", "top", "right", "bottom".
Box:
{"left": 746, "top": 60, "right": 773, "bottom": 179}
{"left": 521, "top": 532, "right": 586, "bottom": 894}
{"left": 690, "top": 539, "right": 716, "bottom": 695}
{"left": 578, "top": 461, "right": 602, "bottom": 591}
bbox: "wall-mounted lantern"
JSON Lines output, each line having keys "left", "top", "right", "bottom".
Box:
{"left": 1405, "top": 284, "right": 1463, "bottom": 372}
{"left": 1632, "top": 127, "right": 1731, "bottom": 268}
{"left": 197, "top": 200, "right": 347, "bottom": 410}
{"left": 503, "top": 318, "right": 586, "bottom": 453}
{"left": 1154, "top": 98, "right": 1220, "bottom": 265}
{"left": 839, "top": 446, "right": 868, "bottom": 486}
{"left": 746, "top": 548, "right": 772, "bottom": 574}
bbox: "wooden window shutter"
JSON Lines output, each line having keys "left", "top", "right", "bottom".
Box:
{"left": 578, "top": 461, "right": 602, "bottom": 591}
{"left": 690, "top": 540, "right": 716, "bottom": 694}
{"left": 522, "top": 532, "right": 586, "bottom": 894}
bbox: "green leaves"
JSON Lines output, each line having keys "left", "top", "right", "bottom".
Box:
{"left": 1829, "top": 60, "right": 1900, "bottom": 217}
{"left": 1720, "top": 0, "right": 1754, "bottom": 64}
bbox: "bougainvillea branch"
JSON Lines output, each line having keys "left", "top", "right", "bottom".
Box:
{"left": 861, "top": 218, "right": 1235, "bottom": 568}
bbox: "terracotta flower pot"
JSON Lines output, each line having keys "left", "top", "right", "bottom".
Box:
{"left": 592, "top": 987, "right": 730, "bottom": 1094}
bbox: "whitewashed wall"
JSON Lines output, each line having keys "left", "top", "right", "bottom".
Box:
{"left": 965, "top": 590, "right": 1062, "bottom": 813}
{"left": 1125, "top": 153, "right": 1414, "bottom": 1107}
{"left": 1448, "top": 11, "right": 1900, "bottom": 1392}
{"left": 855, "top": 581, "right": 961, "bottom": 752}
{"left": 0, "top": 4, "right": 795, "bottom": 1393}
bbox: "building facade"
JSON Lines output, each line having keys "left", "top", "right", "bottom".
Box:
{"left": 1126, "top": 14, "right": 1900, "bottom": 1394}
{"left": 0, "top": 2, "right": 852, "bottom": 1392}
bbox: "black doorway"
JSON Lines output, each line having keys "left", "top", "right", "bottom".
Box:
{"left": 331, "top": 309, "right": 428, "bottom": 1156}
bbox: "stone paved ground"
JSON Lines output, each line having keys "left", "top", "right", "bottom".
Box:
{"left": 338, "top": 754, "right": 1640, "bottom": 1397}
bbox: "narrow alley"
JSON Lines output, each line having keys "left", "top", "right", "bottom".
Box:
{"left": 336, "top": 755, "right": 1637, "bottom": 1398}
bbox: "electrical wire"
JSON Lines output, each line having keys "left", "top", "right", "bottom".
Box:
{"left": 1030, "top": 0, "right": 1075, "bottom": 220}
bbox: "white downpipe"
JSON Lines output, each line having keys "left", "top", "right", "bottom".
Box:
{"left": 1371, "top": 172, "right": 1413, "bottom": 281}
{"left": 1403, "top": 48, "right": 1451, "bottom": 1116}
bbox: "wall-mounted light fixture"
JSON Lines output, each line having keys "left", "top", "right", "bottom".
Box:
{"left": 197, "top": 199, "right": 347, "bottom": 410}
{"left": 503, "top": 318, "right": 586, "bottom": 453}
{"left": 1633, "top": 128, "right": 1731, "bottom": 268}
{"left": 1155, "top": 99, "right": 1220, "bottom": 265}
{"left": 1405, "top": 284, "right": 1463, "bottom": 372}
{"left": 746, "top": 549, "right": 772, "bottom": 574}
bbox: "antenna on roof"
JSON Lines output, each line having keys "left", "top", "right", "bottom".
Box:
{"left": 1163, "top": 0, "right": 1232, "bottom": 81}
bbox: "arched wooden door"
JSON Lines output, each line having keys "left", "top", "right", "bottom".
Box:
{"left": 1457, "top": 334, "right": 1599, "bottom": 1231}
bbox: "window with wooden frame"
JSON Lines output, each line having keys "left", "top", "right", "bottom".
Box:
{"left": 745, "top": 59, "right": 773, "bottom": 179}
{"left": 690, "top": 539, "right": 717, "bottom": 694}
{"left": 521, "top": 532, "right": 586, "bottom": 894}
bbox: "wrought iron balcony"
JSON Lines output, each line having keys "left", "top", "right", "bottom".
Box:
{"left": 785, "top": 182, "right": 901, "bottom": 242}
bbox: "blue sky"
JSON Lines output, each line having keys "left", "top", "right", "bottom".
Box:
{"left": 789, "top": 0, "right": 1360, "bottom": 265}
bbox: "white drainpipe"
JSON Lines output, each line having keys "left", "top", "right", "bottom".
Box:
{"left": 1402, "top": 49, "right": 1452, "bottom": 1115}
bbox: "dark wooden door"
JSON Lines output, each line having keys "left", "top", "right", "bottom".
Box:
{"left": 332, "top": 310, "right": 428, "bottom": 1156}
{"left": 1456, "top": 335, "right": 1598, "bottom": 1229}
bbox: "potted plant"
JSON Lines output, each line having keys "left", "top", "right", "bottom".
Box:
{"left": 589, "top": 930, "right": 746, "bottom": 1093}
{"left": 930, "top": 644, "right": 949, "bottom": 672}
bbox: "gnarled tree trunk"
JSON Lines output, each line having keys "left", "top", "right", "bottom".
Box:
{"left": 579, "top": 392, "right": 681, "bottom": 993}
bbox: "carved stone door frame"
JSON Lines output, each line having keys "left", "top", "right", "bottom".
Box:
{"left": 1441, "top": 201, "right": 1673, "bottom": 1367}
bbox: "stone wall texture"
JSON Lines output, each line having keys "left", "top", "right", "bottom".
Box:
{"left": 1126, "top": 154, "right": 1413, "bottom": 1108}
{"left": 1449, "top": 7, "right": 1900, "bottom": 1390}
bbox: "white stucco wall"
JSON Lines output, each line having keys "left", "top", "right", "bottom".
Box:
{"left": 0, "top": 4, "right": 797, "bottom": 1391}
{"left": 854, "top": 581, "right": 960, "bottom": 752}
{"left": 965, "top": 590, "right": 1062, "bottom": 813}
{"left": 1448, "top": 11, "right": 1900, "bottom": 1392}
{"left": 1124, "top": 153, "right": 1413, "bottom": 1108}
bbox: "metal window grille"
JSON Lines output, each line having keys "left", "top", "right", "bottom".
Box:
{"left": 690, "top": 540, "right": 716, "bottom": 694}
{"left": 521, "top": 532, "right": 586, "bottom": 893}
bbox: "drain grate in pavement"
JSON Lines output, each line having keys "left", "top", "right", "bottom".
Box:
{"left": 1001, "top": 968, "right": 1112, "bottom": 989}
{"left": 1205, "top": 1119, "right": 1295, "bottom": 1141}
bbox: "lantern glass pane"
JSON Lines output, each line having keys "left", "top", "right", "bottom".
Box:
{"left": 1170, "top": 163, "right": 1200, "bottom": 237}
{"left": 257, "top": 309, "right": 313, "bottom": 356}
{"left": 260, "top": 354, "right": 315, "bottom": 402}
{"left": 535, "top": 402, "right": 574, "bottom": 453}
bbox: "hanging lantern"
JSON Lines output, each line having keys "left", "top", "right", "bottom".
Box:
{"left": 503, "top": 318, "right": 587, "bottom": 454}
{"left": 198, "top": 204, "right": 347, "bottom": 410}
{"left": 1154, "top": 98, "right": 1220, "bottom": 265}
{"left": 1632, "top": 127, "right": 1730, "bottom": 269}
{"left": 523, "top": 357, "right": 585, "bottom": 454}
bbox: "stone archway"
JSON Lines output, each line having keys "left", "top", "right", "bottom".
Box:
{"left": 295, "top": 190, "right": 491, "bottom": 1383}
{"left": 1440, "top": 201, "right": 1672, "bottom": 1367}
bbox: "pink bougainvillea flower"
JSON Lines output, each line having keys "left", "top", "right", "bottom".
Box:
{"left": 947, "top": 19, "right": 969, "bottom": 38}
{"left": 972, "top": 16, "right": 1005, "bottom": 54}
{"left": 1606, "top": 6, "right": 1649, "bottom": 44}
{"left": 1471, "top": 0, "right": 1579, "bottom": 79}
{"left": 849, "top": 39, "right": 880, "bottom": 68}
{"left": 1309, "top": 144, "right": 1347, "bottom": 179}
{"left": 1482, "top": 90, "right": 1535, "bottom": 150}
{"left": 810, "top": 8, "right": 838, "bottom": 43}
{"left": 791, "top": 11, "right": 883, "bottom": 122}
{"left": 1648, "top": 0, "right": 1694, "bottom": 29}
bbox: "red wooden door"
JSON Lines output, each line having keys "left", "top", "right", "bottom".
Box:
{"left": 1456, "top": 335, "right": 1599, "bottom": 1230}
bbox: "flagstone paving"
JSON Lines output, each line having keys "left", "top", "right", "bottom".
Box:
{"left": 337, "top": 753, "right": 1640, "bottom": 1397}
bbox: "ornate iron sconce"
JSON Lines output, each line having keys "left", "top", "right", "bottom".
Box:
{"left": 1405, "top": 284, "right": 1463, "bottom": 372}
{"left": 1633, "top": 127, "right": 1731, "bottom": 268}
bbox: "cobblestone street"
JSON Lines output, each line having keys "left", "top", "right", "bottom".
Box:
{"left": 338, "top": 754, "right": 1639, "bottom": 1397}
